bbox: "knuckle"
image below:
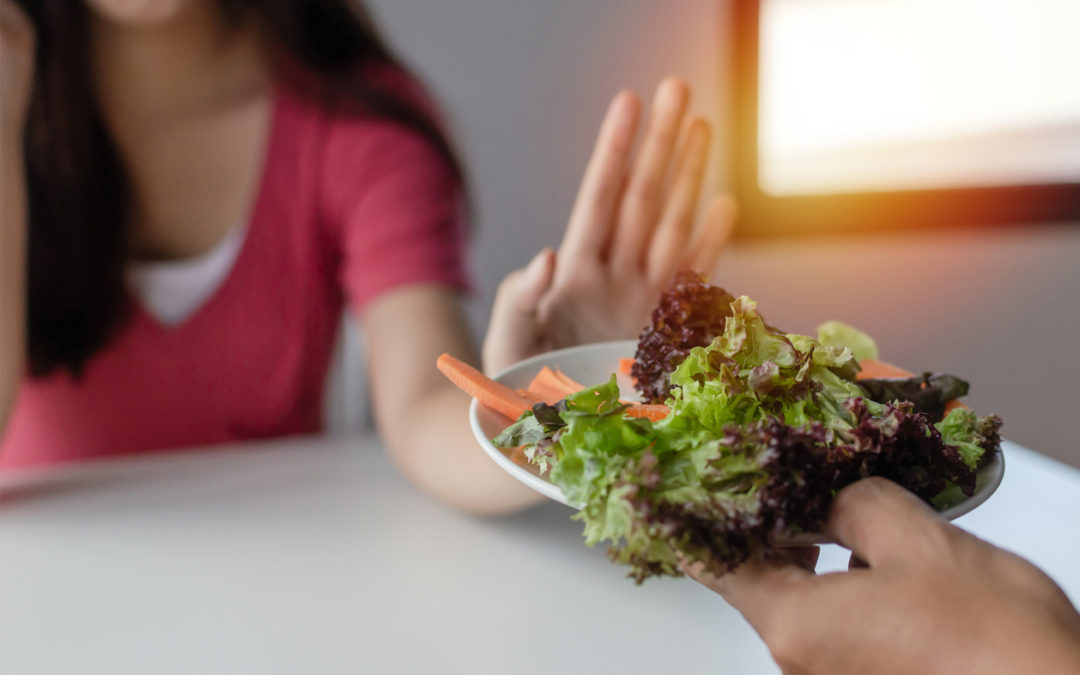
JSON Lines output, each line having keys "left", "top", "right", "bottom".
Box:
{"left": 914, "top": 519, "right": 957, "bottom": 559}
{"left": 763, "top": 619, "right": 808, "bottom": 670}
{"left": 549, "top": 274, "right": 590, "bottom": 302}
{"left": 498, "top": 270, "right": 521, "bottom": 290}
{"left": 645, "top": 265, "right": 667, "bottom": 290}
{"left": 646, "top": 252, "right": 679, "bottom": 288}
{"left": 857, "top": 475, "right": 895, "bottom": 494}
{"left": 997, "top": 549, "right": 1064, "bottom": 602}
{"left": 495, "top": 270, "right": 523, "bottom": 297}
{"left": 708, "top": 572, "right": 734, "bottom": 597}
{"left": 832, "top": 477, "right": 896, "bottom": 519}
{"left": 591, "top": 181, "right": 619, "bottom": 210}
{"left": 829, "top": 480, "right": 865, "bottom": 519}
{"left": 627, "top": 177, "right": 662, "bottom": 211}
{"left": 605, "top": 133, "right": 634, "bottom": 161}
{"left": 684, "top": 153, "right": 708, "bottom": 181}
{"left": 610, "top": 250, "right": 642, "bottom": 278}
{"left": 668, "top": 212, "right": 694, "bottom": 238}
{"left": 649, "top": 120, "right": 679, "bottom": 146}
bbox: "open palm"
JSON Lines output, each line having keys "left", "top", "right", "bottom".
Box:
{"left": 485, "top": 78, "right": 735, "bottom": 373}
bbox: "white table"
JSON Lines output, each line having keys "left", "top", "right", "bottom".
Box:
{"left": 1, "top": 438, "right": 1077, "bottom": 675}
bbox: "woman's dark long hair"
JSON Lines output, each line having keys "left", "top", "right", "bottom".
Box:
{"left": 18, "top": 0, "right": 463, "bottom": 377}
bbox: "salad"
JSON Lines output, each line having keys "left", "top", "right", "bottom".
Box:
{"left": 439, "top": 273, "right": 1002, "bottom": 583}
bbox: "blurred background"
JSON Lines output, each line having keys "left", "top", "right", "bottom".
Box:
{"left": 325, "top": 0, "right": 1080, "bottom": 469}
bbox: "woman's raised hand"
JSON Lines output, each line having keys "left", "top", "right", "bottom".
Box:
{"left": 485, "top": 78, "right": 735, "bottom": 374}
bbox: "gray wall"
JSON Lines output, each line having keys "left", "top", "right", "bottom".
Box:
{"left": 351, "top": 0, "right": 1080, "bottom": 468}
{"left": 367, "top": 0, "right": 729, "bottom": 327}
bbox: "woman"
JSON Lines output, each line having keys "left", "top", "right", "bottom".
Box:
{"left": 0, "top": 0, "right": 733, "bottom": 513}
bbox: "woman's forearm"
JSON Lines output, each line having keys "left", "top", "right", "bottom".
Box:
{"left": 0, "top": 133, "right": 27, "bottom": 434}
{"left": 1, "top": 0, "right": 35, "bottom": 436}
{"left": 381, "top": 382, "right": 543, "bottom": 515}
{"left": 361, "top": 286, "right": 545, "bottom": 515}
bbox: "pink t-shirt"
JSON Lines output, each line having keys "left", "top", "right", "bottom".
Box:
{"left": 0, "top": 82, "right": 469, "bottom": 469}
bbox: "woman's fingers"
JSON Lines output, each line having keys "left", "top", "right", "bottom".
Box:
{"left": 682, "top": 194, "right": 736, "bottom": 275}
{"left": 558, "top": 91, "right": 641, "bottom": 265}
{"left": 610, "top": 77, "right": 690, "bottom": 276}
{"left": 645, "top": 117, "right": 711, "bottom": 286}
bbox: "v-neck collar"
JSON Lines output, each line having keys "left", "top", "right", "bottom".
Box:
{"left": 130, "top": 87, "right": 283, "bottom": 334}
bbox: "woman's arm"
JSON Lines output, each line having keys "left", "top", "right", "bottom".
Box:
{"left": 0, "top": 0, "right": 34, "bottom": 434}
{"left": 361, "top": 285, "right": 541, "bottom": 515}
{"left": 362, "top": 79, "right": 735, "bottom": 515}
{"left": 0, "top": 132, "right": 27, "bottom": 432}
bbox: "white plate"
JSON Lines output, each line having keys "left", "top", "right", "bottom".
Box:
{"left": 469, "top": 340, "right": 1005, "bottom": 543}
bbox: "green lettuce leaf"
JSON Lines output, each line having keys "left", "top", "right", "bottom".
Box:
{"left": 935, "top": 407, "right": 1001, "bottom": 470}
{"left": 496, "top": 284, "right": 1001, "bottom": 585}
{"left": 493, "top": 412, "right": 546, "bottom": 448}
{"left": 665, "top": 296, "right": 875, "bottom": 434}
{"left": 548, "top": 376, "right": 653, "bottom": 506}
{"left": 817, "top": 320, "right": 879, "bottom": 362}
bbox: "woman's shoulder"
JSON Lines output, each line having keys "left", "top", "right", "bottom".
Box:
{"left": 255, "top": 63, "right": 468, "bottom": 310}
{"left": 271, "top": 64, "right": 455, "bottom": 201}
{"left": 274, "top": 62, "right": 445, "bottom": 149}
{"left": 266, "top": 62, "right": 462, "bottom": 237}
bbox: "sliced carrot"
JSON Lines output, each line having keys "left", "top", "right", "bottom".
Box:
{"left": 515, "top": 389, "right": 545, "bottom": 405}
{"left": 857, "top": 358, "right": 967, "bottom": 412}
{"left": 526, "top": 366, "right": 587, "bottom": 404}
{"left": 552, "top": 367, "right": 586, "bottom": 393}
{"left": 527, "top": 366, "right": 559, "bottom": 391}
{"left": 943, "top": 399, "right": 968, "bottom": 414}
{"left": 856, "top": 358, "right": 913, "bottom": 380}
{"left": 618, "top": 357, "right": 635, "bottom": 375}
{"left": 528, "top": 365, "right": 665, "bottom": 420}
{"left": 436, "top": 353, "right": 534, "bottom": 420}
{"left": 527, "top": 367, "right": 576, "bottom": 404}
{"left": 523, "top": 384, "right": 565, "bottom": 406}
{"left": 625, "top": 404, "right": 670, "bottom": 421}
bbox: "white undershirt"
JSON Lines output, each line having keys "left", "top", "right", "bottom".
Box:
{"left": 127, "top": 222, "right": 248, "bottom": 326}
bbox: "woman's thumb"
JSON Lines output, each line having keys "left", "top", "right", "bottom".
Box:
{"left": 483, "top": 248, "right": 556, "bottom": 374}
{"left": 515, "top": 247, "right": 556, "bottom": 312}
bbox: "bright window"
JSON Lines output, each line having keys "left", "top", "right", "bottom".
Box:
{"left": 759, "top": 0, "right": 1080, "bottom": 195}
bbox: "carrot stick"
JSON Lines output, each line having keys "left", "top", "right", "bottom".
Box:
{"left": 625, "top": 404, "right": 670, "bottom": 421}
{"left": 436, "top": 353, "right": 534, "bottom": 419}
{"left": 618, "top": 357, "right": 635, "bottom": 375}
